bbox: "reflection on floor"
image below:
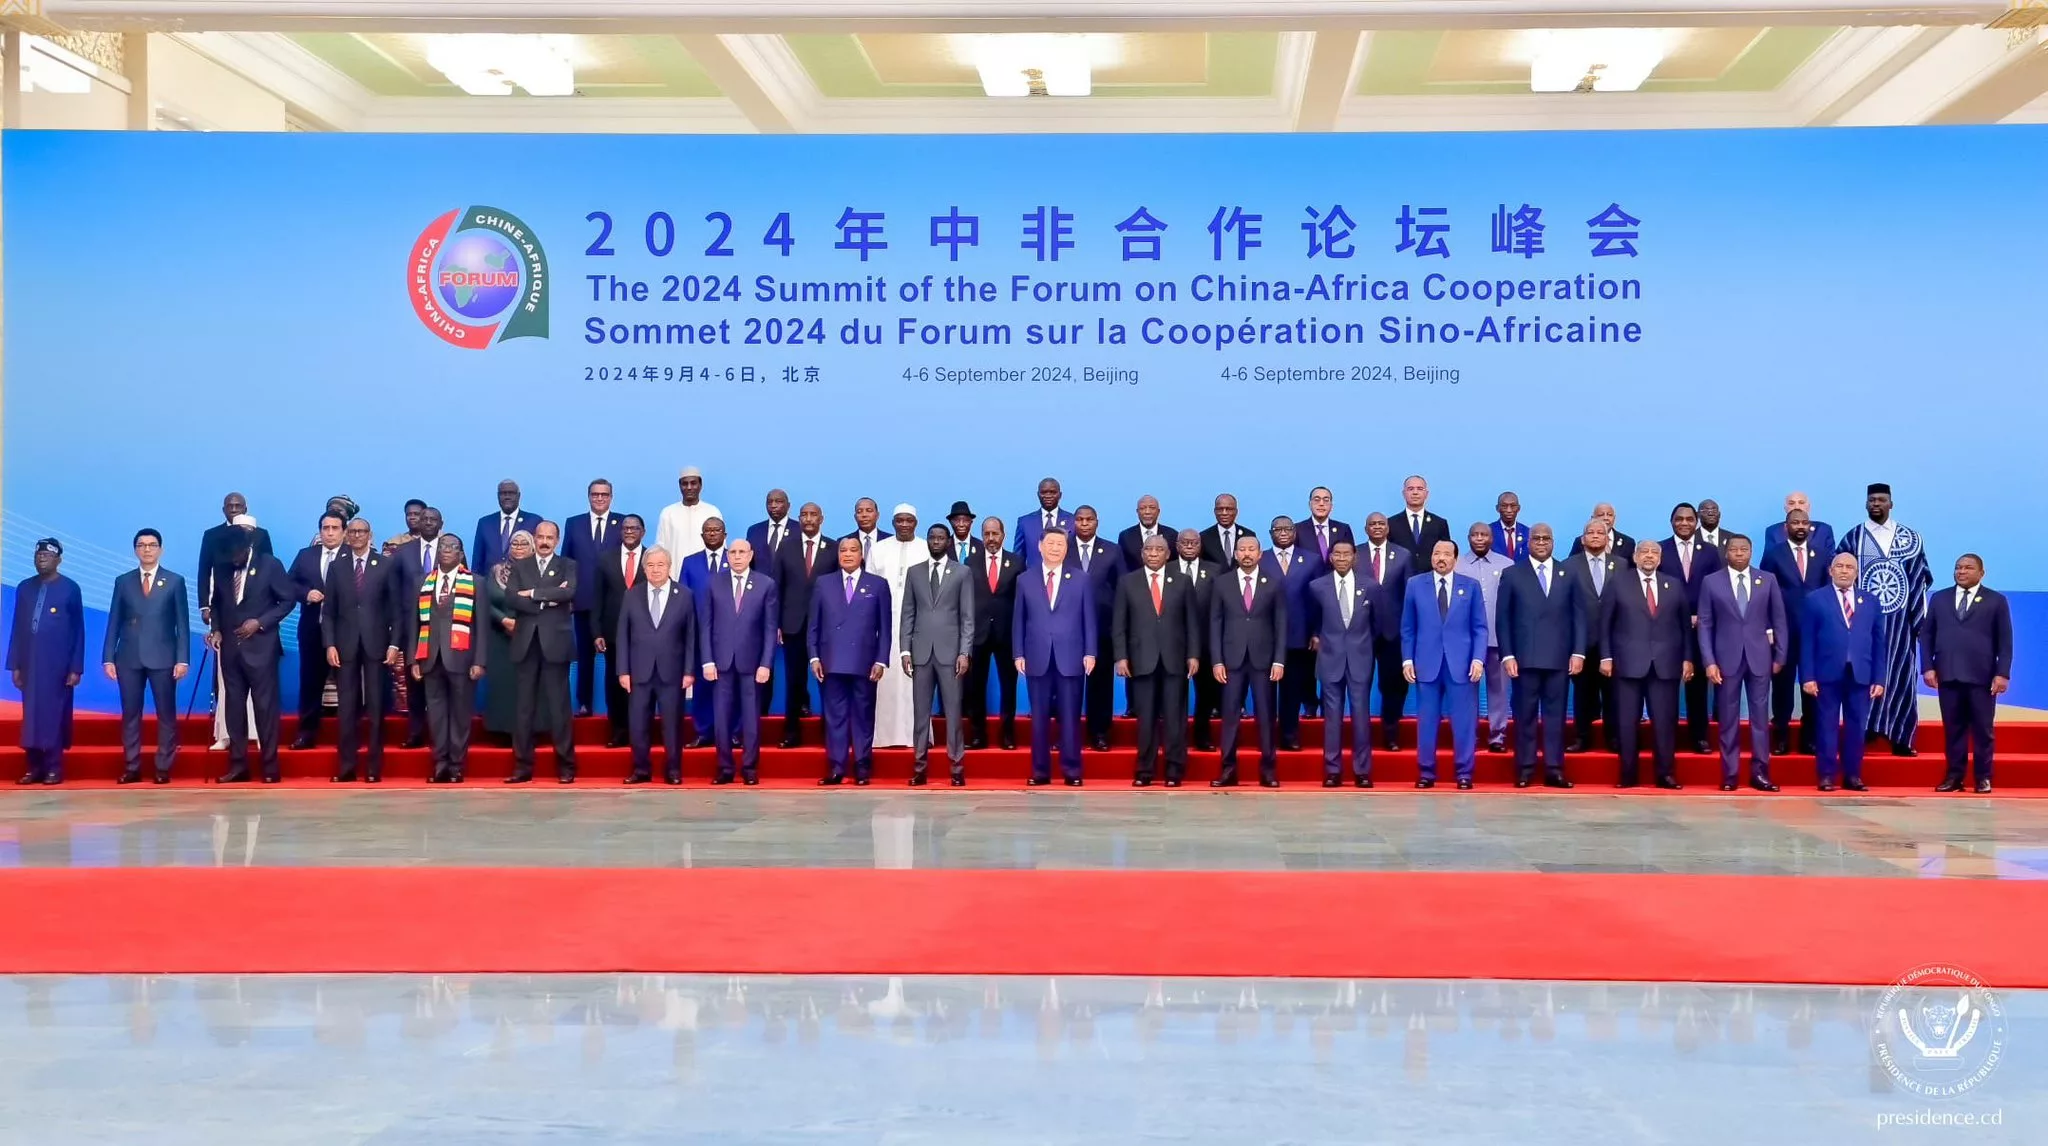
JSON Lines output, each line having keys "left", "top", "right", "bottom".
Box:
{"left": 0, "top": 789, "right": 2043, "bottom": 877}
{"left": 0, "top": 974, "right": 2037, "bottom": 1144}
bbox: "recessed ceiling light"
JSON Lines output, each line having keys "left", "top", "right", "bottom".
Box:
{"left": 965, "top": 34, "right": 1093, "bottom": 98}
{"left": 424, "top": 34, "right": 576, "bottom": 97}
{"left": 1527, "top": 29, "right": 1669, "bottom": 93}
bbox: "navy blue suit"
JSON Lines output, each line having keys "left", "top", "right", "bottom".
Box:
{"left": 1263, "top": 545, "right": 1324, "bottom": 736}
{"left": 1496, "top": 558, "right": 1584, "bottom": 781}
{"left": 1696, "top": 568, "right": 1787, "bottom": 785}
{"left": 1801, "top": 584, "right": 1885, "bottom": 785}
{"left": 1920, "top": 584, "right": 2014, "bottom": 786}
{"left": 286, "top": 544, "right": 342, "bottom": 737}
{"left": 1758, "top": 536, "right": 1831, "bottom": 747}
{"left": 103, "top": 567, "right": 191, "bottom": 779}
{"left": 1401, "top": 572, "right": 1490, "bottom": 782}
{"left": 1300, "top": 518, "right": 1354, "bottom": 564}
{"left": 679, "top": 547, "right": 734, "bottom": 742}
{"left": 744, "top": 516, "right": 799, "bottom": 718}
{"left": 1068, "top": 537, "right": 1123, "bottom": 741}
{"left": 614, "top": 579, "right": 695, "bottom": 783}
{"left": 210, "top": 555, "right": 295, "bottom": 781}
{"left": 1490, "top": 521, "right": 1532, "bottom": 563}
{"left": 473, "top": 509, "right": 542, "bottom": 580}
{"left": 1764, "top": 520, "right": 1836, "bottom": 563}
{"left": 1014, "top": 508, "right": 1076, "bottom": 569}
{"left": 562, "top": 510, "right": 624, "bottom": 714}
{"left": 1360, "top": 540, "right": 1413, "bottom": 742}
{"left": 1209, "top": 566, "right": 1287, "bottom": 785}
{"left": 1013, "top": 563, "right": 1095, "bottom": 782}
{"left": 808, "top": 568, "right": 892, "bottom": 781}
{"left": 1307, "top": 570, "right": 1380, "bottom": 780}
{"left": 699, "top": 568, "right": 780, "bottom": 781}
{"left": 1662, "top": 536, "right": 1723, "bottom": 747}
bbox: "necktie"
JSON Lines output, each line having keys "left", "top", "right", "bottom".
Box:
{"left": 1412, "top": 513, "right": 1422, "bottom": 539}
{"left": 958, "top": 540, "right": 969, "bottom": 564}
{"left": 1278, "top": 550, "right": 1289, "bottom": 574}
{"left": 624, "top": 550, "right": 638, "bottom": 589}
{"left": 1046, "top": 570, "right": 1057, "bottom": 605}
{"left": 500, "top": 514, "right": 512, "bottom": 549}
{"left": 845, "top": 574, "right": 857, "bottom": 604}
{"left": 594, "top": 517, "right": 602, "bottom": 545}
{"left": 1842, "top": 590, "right": 1855, "bottom": 624}
{"left": 1340, "top": 577, "right": 1353, "bottom": 627}
{"left": 652, "top": 586, "right": 665, "bottom": 627}
{"left": 142, "top": 570, "right": 154, "bottom": 597}
{"left": 321, "top": 548, "right": 333, "bottom": 580}
{"left": 1679, "top": 543, "right": 1691, "bottom": 579}
{"left": 988, "top": 555, "right": 999, "bottom": 592}
{"left": 1794, "top": 545, "right": 1807, "bottom": 580}
{"left": 1149, "top": 571, "right": 1162, "bottom": 616}
{"left": 1959, "top": 589, "right": 1972, "bottom": 618}
{"left": 734, "top": 576, "right": 746, "bottom": 612}
{"left": 1539, "top": 562, "right": 1550, "bottom": 595}
{"left": 1316, "top": 524, "right": 1329, "bottom": 559}
{"left": 861, "top": 535, "right": 871, "bottom": 559}
{"left": 438, "top": 574, "right": 452, "bottom": 605}
{"left": 1644, "top": 575, "right": 1658, "bottom": 617}
{"left": 1080, "top": 544, "right": 1090, "bottom": 571}
{"left": 1044, "top": 511, "right": 1055, "bottom": 531}
{"left": 1372, "top": 547, "right": 1383, "bottom": 583}
{"left": 1437, "top": 577, "right": 1449, "bottom": 618}
{"left": 769, "top": 523, "right": 781, "bottom": 551}
{"left": 710, "top": 551, "right": 722, "bottom": 575}
{"left": 1592, "top": 559, "right": 1606, "bottom": 594}
{"left": 355, "top": 556, "right": 366, "bottom": 594}
{"left": 1241, "top": 575, "right": 1254, "bottom": 610}
{"left": 929, "top": 562, "right": 941, "bottom": 596}
{"left": 235, "top": 566, "right": 248, "bottom": 605}
{"left": 805, "top": 538, "right": 816, "bottom": 574}
{"left": 420, "top": 540, "right": 430, "bottom": 570}
{"left": 1736, "top": 572, "right": 1750, "bottom": 616}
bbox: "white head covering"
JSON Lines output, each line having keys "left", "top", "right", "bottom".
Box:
{"left": 679, "top": 465, "right": 702, "bottom": 479}
{"left": 892, "top": 503, "right": 917, "bottom": 519}
{"left": 231, "top": 513, "right": 258, "bottom": 528}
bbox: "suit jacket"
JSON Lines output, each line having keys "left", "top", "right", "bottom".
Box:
{"left": 1758, "top": 538, "right": 1831, "bottom": 636}
{"left": 287, "top": 545, "right": 342, "bottom": 642}
{"left": 1260, "top": 547, "right": 1323, "bottom": 650}
{"left": 1802, "top": 584, "right": 1886, "bottom": 686}
{"left": 699, "top": 567, "right": 779, "bottom": 674}
{"left": 1600, "top": 569, "right": 1692, "bottom": 679}
{"left": 1209, "top": 565, "right": 1286, "bottom": 672}
{"left": 1115, "top": 524, "right": 1177, "bottom": 572}
{"left": 1695, "top": 568, "right": 1787, "bottom": 677}
{"left": 321, "top": 549, "right": 404, "bottom": 661}
{"left": 1496, "top": 559, "right": 1584, "bottom": 672}
{"left": 1172, "top": 558, "right": 1225, "bottom": 663}
{"left": 473, "top": 509, "right": 543, "bottom": 576}
{"left": 1401, "top": 572, "right": 1489, "bottom": 683}
{"left": 1764, "top": 520, "right": 1837, "bottom": 561}
{"left": 561, "top": 511, "right": 625, "bottom": 612}
{"left": 1570, "top": 530, "right": 1637, "bottom": 565}
{"left": 944, "top": 533, "right": 987, "bottom": 570}
{"left": 1199, "top": 523, "right": 1256, "bottom": 568}
{"left": 209, "top": 555, "right": 295, "bottom": 665}
{"left": 1659, "top": 536, "right": 1723, "bottom": 619}
{"left": 679, "top": 548, "right": 734, "bottom": 607}
{"left": 969, "top": 547, "right": 1023, "bottom": 648}
{"left": 507, "top": 553, "right": 577, "bottom": 663}
{"left": 1014, "top": 508, "right": 1076, "bottom": 568}
{"left": 1920, "top": 585, "right": 2014, "bottom": 687}
{"left": 1562, "top": 550, "right": 1624, "bottom": 648}
{"left": 1490, "top": 521, "right": 1532, "bottom": 563}
{"left": 808, "top": 569, "right": 893, "bottom": 675}
{"left": 745, "top": 516, "right": 802, "bottom": 571}
{"left": 392, "top": 535, "right": 443, "bottom": 604}
{"left": 1357, "top": 541, "right": 1413, "bottom": 641}
{"left": 901, "top": 557, "right": 974, "bottom": 666}
{"left": 1068, "top": 537, "right": 1123, "bottom": 623}
{"left": 104, "top": 568, "right": 190, "bottom": 672}
{"left": 594, "top": 546, "right": 650, "bottom": 654}
{"left": 1307, "top": 570, "right": 1380, "bottom": 684}
{"left": 197, "top": 522, "right": 273, "bottom": 611}
{"left": 776, "top": 531, "right": 834, "bottom": 636}
{"left": 1386, "top": 510, "right": 1452, "bottom": 574}
{"left": 1298, "top": 518, "right": 1355, "bottom": 564}
{"left": 615, "top": 580, "right": 695, "bottom": 686}
{"left": 1013, "top": 563, "right": 1095, "bottom": 677}
{"left": 1112, "top": 565, "right": 1199, "bottom": 676}
{"left": 412, "top": 566, "right": 489, "bottom": 673}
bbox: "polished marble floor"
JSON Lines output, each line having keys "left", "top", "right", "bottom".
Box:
{"left": 0, "top": 973, "right": 2037, "bottom": 1144}
{"left": 0, "top": 789, "right": 2043, "bottom": 878}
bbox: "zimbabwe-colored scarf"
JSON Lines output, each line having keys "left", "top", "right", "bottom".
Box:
{"left": 416, "top": 569, "right": 476, "bottom": 660}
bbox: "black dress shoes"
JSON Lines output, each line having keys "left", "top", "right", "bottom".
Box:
{"left": 854, "top": 777, "right": 871, "bottom": 786}
{"left": 1322, "top": 778, "right": 1342, "bottom": 788}
{"left": 1355, "top": 778, "right": 1373, "bottom": 789}
{"left": 712, "top": 774, "right": 735, "bottom": 785}
{"left": 818, "top": 775, "right": 844, "bottom": 786}
{"left": 605, "top": 735, "right": 629, "bottom": 749}
{"left": 260, "top": 775, "right": 280, "bottom": 785}
{"left": 780, "top": 734, "right": 803, "bottom": 750}
{"left": 949, "top": 774, "right": 965, "bottom": 787}
{"left": 1843, "top": 779, "right": 1867, "bottom": 792}
{"left": 216, "top": 770, "right": 250, "bottom": 784}
{"left": 1064, "top": 778, "right": 1083, "bottom": 787}
{"left": 1976, "top": 779, "right": 1993, "bottom": 794}
{"left": 1259, "top": 778, "right": 1279, "bottom": 789}
{"left": 1209, "top": 777, "right": 1238, "bottom": 788}
{"left": 1281, "top": 737, "right": 1301, "bottom": 753}
{"left": 625, "top": 774, "right": 652, "bottom": 785}
{"left": 1091, "top": 737, "right": 1111, "bottom": 752}
{"left": 1488, "top": 738, "right": 1508, "bottom": 754}
{"left": 666, "top": 774, "right": 683, "bottom": 786}
{"left": 1818, "top": 782, "right": 1837, "bottom": 793}
{"left": 1771, "top": 735, "right": 1791, "bottom": 757}
{"left": 1568, "top": 741, "right": 1591, "bottom": 755}
{"left": 557, "top": 771, "right": 576, "bottom": 784}
{"left": 118, "top": 770, "right": 143, "bottom": 785}
{"left": 366, "top": 773, "right": 382, "bottom": 784}
{"left": 1514, "top": 777, "right": 1532, "bottom": 789}
{"left": 1750, "top": 778, "right": 1780, "bottom": 793}
{"left": 331, "top": 771, "right": 357, "bottom": 784}
{"left": 1164, "top": 779, "right": 1182, "bottom": 788}
{"left": 1000, "top": 734, "right": 1017, "bottom": 751}
{"left": 427, "top": 772, "right": 452, "bottom": 784}
{"left": 1544, "top": 775, "right": 1574, "bottom": 789}
{"left": 968, "top": 736, "right": 987, "bottom": 750}
{"left": 1027, "top": 777, "right": 1051, "bottom": 786}
{"left": 504, "top": 773, "right": 533, "bottom": 785}
{"left": 690, "top": 734, "right": 715, "bottom": 750}
{"left": 403, "top": 734, "right": 429, "bottom": 750}
{"left": 1891, "top": 743, "right": 1919, "bottom": 757}
{"left": 1691, "top": 740, "right": 1711, "bottom": 755}
{"left": 1655, "top": 778, "right": 1683, "bottom": 790}
{"left": 1136, "top": 778, "right": 1154, "bottom": 788}
{"left": 1615, "top": 779, "right": 1638, "bottom": 789}
{"left": 908, "top": 774, "right": 928, "bottom": 787}
{"left": 290, "top": 735, "right": 319, "bottom": 751}
{"left": 1718, "top": 781, "right": 1737, "bottom": 792}
{"left": 1456, "top": 779, "right": 1473, "bottom": 790}
{"left": 1415, "top": 779, "right": 1435, "bottom": 789}
{"left": 1935, "top": 777, "right": 1964, "bottom": 792}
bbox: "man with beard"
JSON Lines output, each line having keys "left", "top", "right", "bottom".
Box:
{"left": 1836, "top": 484, "right": 1931, "bottom": 757}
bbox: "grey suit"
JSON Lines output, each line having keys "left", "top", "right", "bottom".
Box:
{"left": 103, "top": 567, "right": 191, "bottom": 778}
{"left": 901, "top": 556, "right": 975, "bottom": 774}
{"left": 414, "top": 567, "right": 489, "bottom": 779}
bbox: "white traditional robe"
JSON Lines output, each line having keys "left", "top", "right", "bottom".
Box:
{"left": 867, "top": 535, "right": 922, "bottom": 747}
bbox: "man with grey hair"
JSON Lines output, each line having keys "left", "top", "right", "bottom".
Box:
{"left": 617, "top": 545, "right": 695, "bottom": 785}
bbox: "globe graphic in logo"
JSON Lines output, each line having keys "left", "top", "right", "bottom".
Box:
{"left": 435, "top": 231, "right": 523, "bottom": 322}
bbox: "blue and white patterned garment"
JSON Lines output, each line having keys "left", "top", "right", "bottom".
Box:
{"left": 1837, "top": 519, "right": 1932, "bottom": 745}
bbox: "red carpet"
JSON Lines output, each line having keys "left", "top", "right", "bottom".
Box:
{"left": 3, "top": 715, "right": 2041, "bottom": 790}
{"left": 1, "top": 868, "right": 2042, "bottom": 986}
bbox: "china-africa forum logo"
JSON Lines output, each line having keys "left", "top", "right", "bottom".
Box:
{"left": 407, "top": 206, "right": 549, "bottom": 349}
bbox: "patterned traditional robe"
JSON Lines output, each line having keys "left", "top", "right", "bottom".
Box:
{"left": 1837, "top": 518, "right": 1932, "bottom": 744}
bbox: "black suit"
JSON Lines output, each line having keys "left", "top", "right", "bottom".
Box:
{"left": 209, "top": 555, "right": 294, "bottom": 781}
{"left": 1359, "top": 541, "right": 1412, "bottom": 747}
{"left": 391, "top": 537, "right": 440, "bottom": 741}
{"left": 507, "top": 553, "right": 578, "bottom": 778}
{"left": 1601, "top": 570, "right": 1693, "bottom": 785}
{"left": 1200, "top": 523, "right": 1255, "bottom": 568}
{"left": 321, "top": 549, "right": 403, "bottom": 778}
{"left": 1116, "top": 524, "right": 1176, "bottom": 574}
{"left": 1070, "top": 538, "right": 1123, "bottom": 743}
{"left": 1496, "top": 559, "right": 1584, "bottom": 781}
{"left": 1570, "top": 530, "right": 1637, "bottom": 565}
{"left": 967, "top": 547, "right": 1024, "bottom": 745}
{"left": 592, "top": 546, "right": 649, "bottom": 742}
{"left": 1563, "top": 550, "right": 1624, "bottom": 750}
{"left": 1386, "top": 510, "right": 1451, "bottom": 575}
{"left": 776, "top": 532, "right": 834, "bottom": 739}
{"left": 1210, "top": 566, "right": 1287, "bottom": 785}
{"left": 286, "top": 544, "right": 343, "bottom": 739}
{"left": 1113, "top": 565, "right": 1199, "bottom": 782}
{"left": 1921, "top": 584, "right": 2013, "bottom": 785}
{"left": 1662, "top": 536, "right": 1723, "bottom": 749}
{"left": 197, "top": 522, "right": 274, "bottom": 615}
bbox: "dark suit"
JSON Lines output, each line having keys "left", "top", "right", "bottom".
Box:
{"left": 1490, "top": 521, "right": 1531, "bottom": 563}
{"left": 1386, "top": 510, "right": 1451, "bottom": 575}
{"left": 808, "top": 568, "right": 893, "bottom": 781}
{"left": 507, "top": 553, "right": 578, "bottom": 778}
{"left": 1013, "top": 508, "right": 1076, "bottom": 569}
{"left": 286, "top": 544, "right": 343, "bottom": 739}
{"left": 1209, "top": 566, "right": 1287, "bottom": 785}
{"left": 1662, "top": 536, "right": 1723, "bottom": 749}
{"left": 1299, "top": 518, "right": 1354, "bottom": 565}
{"left": 1069, "top": 537, "right": 1123, "bottom": 743}
{"left": 616, "top": 579, "right": 695, "bottom": 783}
{"left": 1117, "top": 524, "right": 1177, "bottom": 573}
{"left": 1262, "top": 546, "right": 1323, "bottom": 738}
{"left": 1921, "top": 584, "right": 2014, "bottom": 785}
{"left": 321, "top": 549, "right": 404, "bottom": 779}
{"left": 1199, "top": 523, "right": 1254, "bottom": 569}
{"left": 1601, "top": 569, "right": 1692, "bottom": 786}
{"left": 1764, "top": 520, "right": 1836, "bottom": 562}
{"left": 103, "top": 567, "right": 190, "bottom": 779}
{"left": 196, "top": 522, "right": 273, "bottom": 616}
{"left": 967, "top": 547, "right": 1024, "bottom": 746}
{"left": 1570, "top": 530, "right": 1637, "bottom": 565}
{"left": 1802, "top": 584, "right": 1885, "bottom": 785}
{"left": 591, "top": 545, "right": 648, "bottom": 742}
{"left": 411, "top": 566, "right": 488, "bottom": 779}
{"left": 210, "top": 555, "right": 294, "bottom": 781}
{"left": 562, "top": 510, "right": 624, "bottom": 715}
{"left": 1563, "top": 549, "right": 1623, "bottom": 750}
{"left": 700, "top": 569, "right": 779, "bottom": 781}
{"left": 746, "top": 515, "right": 801, "bottom": 719}
{"left": 679, "top": 548, "right": 733, "bottom": 743}
{"left": 1359, "top": 541, "right": 1412, "bottom": 745}
{"left": 1113, "top": 564, "right": 1199, "bottom": 783}
{"left": 1759, "top": 537, "right": 1831, "bottom": 749}
{"left": 1307, "top": 570, "right": 1380, "bottom": 781}
{"left": 1173, "top": 557, "right": 1225, "bottom": 748}
{"left": 1013, "top": 563, "right": 1095, "bottom": 782}
{"left": 1696, "top": 568, "right": 1787, "bottom": 785}
{"left": 473, "top": 509, "right": 542, "bottom": 580}
{"left": 390, "top": 535, "right": 442, "bottom": 741}
{"left": 776, "top": 532, "right": 834, "bottom": 738}
{"left": 1496, "top": 558, "right": 1584, "bottom": 782}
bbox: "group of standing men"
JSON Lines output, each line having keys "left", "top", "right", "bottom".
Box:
{"left": 4, "top": 473, "right": 2014, "bottom": 794}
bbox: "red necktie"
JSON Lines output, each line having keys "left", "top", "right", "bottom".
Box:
{"left": 142, "top": 572, "right": 153, "bottom": 597}
{"left": 805, "top": 538, "right": 816, "bottom": 574}
{"left": 1843, "top": 591, "right": 1854, "bottom": 623}
{"left": 1150, "top": 572, "right": 1162, "bottom": 615}
{"left": 1372, "top": 548, "right": 1382, "bottom": 582}
{"left": 624, "top": 551, "right": 637, "bottom": 589}
{"left": 989, "top": 556, "right": 999, "bottom": 592}
{"left": 1644, "top": 576, "right": 1658, "bottom": 618}
{"left": 1795, "top": 546, "right": 1806, "bottom": 580}
{"left": 1045, "top": 571, "right": 1056, "bottom": 604}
